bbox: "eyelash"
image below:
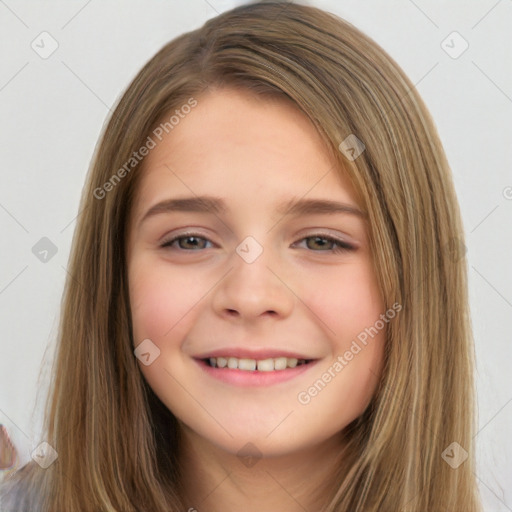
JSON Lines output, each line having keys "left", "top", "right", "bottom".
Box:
{"left": 159, "top": 232, "right": 355, "bottom": 254}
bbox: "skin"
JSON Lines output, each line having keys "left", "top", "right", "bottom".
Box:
{"left": 0, "top": 425, "right": 17, "bottom": 469}
{"left": 126, "top": 87, "right": 386, "bottom": 511}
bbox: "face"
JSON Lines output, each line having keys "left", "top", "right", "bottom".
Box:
{"left": 126, "top": 87, "right": 386, "bottom": 458}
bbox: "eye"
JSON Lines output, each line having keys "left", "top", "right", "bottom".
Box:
{"left": 160, "top": 233, "right": 213, "bottom": 251}
{"left": 294, "top": 235, "right": 355, "bottom": 254}
{"left": 160, "top": 233, "right": 355, "bottom": 253}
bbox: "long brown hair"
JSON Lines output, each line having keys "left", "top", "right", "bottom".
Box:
{"left": 1, "top": 1, "right": 481, "bottom": 510}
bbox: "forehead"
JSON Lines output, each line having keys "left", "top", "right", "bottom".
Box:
{"left": 132, "top": 87, "right": 360, "bottom": 215}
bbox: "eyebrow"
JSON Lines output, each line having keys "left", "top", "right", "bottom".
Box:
{"left": 138, "top": 195, "right": 367, "bottom": 227}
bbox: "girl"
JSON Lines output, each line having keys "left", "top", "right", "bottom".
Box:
{"left": 0, "top": 1, "right": 481, "bottom": 510}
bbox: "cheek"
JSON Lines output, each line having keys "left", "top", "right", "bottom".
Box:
{"left": 298, "top": 260, "right": 384, "bottom": 340}
{"left": 129, "top": 258, "right": 204, "bottom": 342}
{"left": 293, "top": 259, "right": 385, "bottom": 414}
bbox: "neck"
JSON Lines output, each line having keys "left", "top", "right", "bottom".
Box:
{"left": 177, "top": 426, "right": 346, "bottom": 512}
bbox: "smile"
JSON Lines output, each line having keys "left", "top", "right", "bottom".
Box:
{"left": 205, "top": 356, "right": 311, "bottom": 371}
{"left": 194, "top": 355, "right": 318, "bottom": 387}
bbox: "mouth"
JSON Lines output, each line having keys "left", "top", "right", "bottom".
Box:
{"left": 193, "top": 354, "right": 319, "bottom": 387}
{"left": 203, "top": 356, "right": 313, "bottom": 371}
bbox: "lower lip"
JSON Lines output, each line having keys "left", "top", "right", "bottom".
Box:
{"left": 194, "top": 358, "right": 319, "bottom": 387}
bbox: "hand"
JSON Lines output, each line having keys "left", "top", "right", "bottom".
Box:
{"left": 0, "top": 425, "right": 17, "bottom": 470}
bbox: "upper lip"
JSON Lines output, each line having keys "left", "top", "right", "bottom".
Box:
{"left": 193, "top": 348, "right": 316, "bottom": 360}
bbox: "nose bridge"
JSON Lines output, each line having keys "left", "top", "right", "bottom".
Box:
{"left": 231, "top": 234, "right": 279, "bottom": 297}
{"left": 212, "top": 234, "right": 294, "bottom": 318}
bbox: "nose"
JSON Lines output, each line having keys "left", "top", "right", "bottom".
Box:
{"left": 211, "top": 240, "right": 295, "bottom": 322}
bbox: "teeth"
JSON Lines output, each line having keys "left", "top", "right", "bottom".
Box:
{"left": 274, "top": 357, "right": 288, "bottom": 370}
{"left": 206, "top": 356, "right": 309, "bottom": 371}
{"left": 257, "top": 358, "right": 274, "bottom": 371}
{"left": 287, "top": 358, "right": 298, "bottom": 368}
{"left": 238, "top": 358, "right": 256, "bottom": 371}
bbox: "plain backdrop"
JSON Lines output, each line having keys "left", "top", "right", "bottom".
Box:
{"left": 0, "top": 0, "right": 511, "bottom": 509}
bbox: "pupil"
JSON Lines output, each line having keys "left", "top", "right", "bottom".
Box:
{"left": 311, "top": 237, "right": 327, "bottom": 249}
{"left": 184, "top": 236, "right": 199, "bottom": 248}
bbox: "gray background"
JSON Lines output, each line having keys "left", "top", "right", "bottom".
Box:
{"left": 0, "top": 0, "right": 511, "bottom": 509}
